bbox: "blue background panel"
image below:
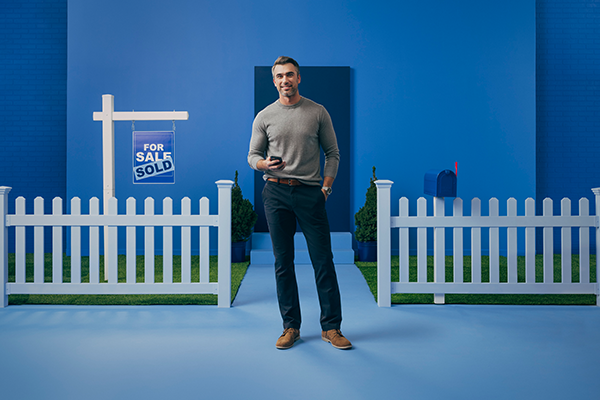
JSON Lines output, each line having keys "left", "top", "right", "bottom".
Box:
{"left": 253, "top": 66, "right": 351, "bottom": 233}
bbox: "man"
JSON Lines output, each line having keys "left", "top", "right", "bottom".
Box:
{"left": 248, "top": 56, "right": 351, "bottom": 350}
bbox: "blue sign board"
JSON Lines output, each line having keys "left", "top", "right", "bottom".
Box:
{"left": 133, "top": 131, "right": 175, "bottom": 184}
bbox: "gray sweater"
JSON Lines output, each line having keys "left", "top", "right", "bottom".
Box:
{"left": 248, "top": 97, "right": 340, "bottom": 186}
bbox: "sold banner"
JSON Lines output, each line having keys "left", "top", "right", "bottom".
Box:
{"left": 133, "top": 131, "right": 175, "bottom": 184}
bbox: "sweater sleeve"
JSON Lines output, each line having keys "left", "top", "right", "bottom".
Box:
{"left": 319, "top": 107, "right": 340, "bottom": 179}
{"left": 248, "top": 113, "right": 267, "bottom": 171}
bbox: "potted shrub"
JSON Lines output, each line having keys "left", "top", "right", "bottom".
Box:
{"left": 231, "top": 170, "right": 258, "bottom": 262}
{"left": 354, "top": 166, "right": 378, "bottom": 261}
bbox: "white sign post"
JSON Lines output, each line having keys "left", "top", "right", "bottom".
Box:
{"left": 93, "top": 94, "right": 188, "bottom": 281}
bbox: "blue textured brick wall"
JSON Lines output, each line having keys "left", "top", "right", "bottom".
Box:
{"left": 0, "top": 0, "right": 67, "bottom": 251}
{"left": 537, "top": 0, "right": 600, "bottom": 206}
{"left": 536, "top": 0, "right": 600, "bottom": 250}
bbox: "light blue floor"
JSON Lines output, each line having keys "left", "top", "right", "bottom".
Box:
{"left": 1, "top": 263, "right": 599, "bottom": 400}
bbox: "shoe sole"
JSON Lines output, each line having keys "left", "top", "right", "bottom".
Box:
{"left": 322, "top": 336, "right": 352, "bottom": 350}
{"left": 276, "top": 335, "right": 300, "bottom": 350}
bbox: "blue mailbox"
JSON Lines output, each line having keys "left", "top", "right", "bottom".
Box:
{"left": 424, "top": 169, "right": 457, "bottom": 197}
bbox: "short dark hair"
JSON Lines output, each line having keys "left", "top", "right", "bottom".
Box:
{"left": 272, "top": 56, "right": 300, "bottom": 77}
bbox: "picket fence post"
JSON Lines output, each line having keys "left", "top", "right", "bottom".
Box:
{"left": 592, "top": 188, "right": 600, "bottom": 306}
{"left": 376, "top": 180, "right": 393, "bottom": 307}
{"left": 433, "top": 196, "right": 445, "bottom": 304}
{"left": 199, "top": 197, "right": 210, "bottom": 284}
{"left": 0, "top": 187, "right": 11, "bottom": 308}
{"left": 217, "top": 180, "right": 233, "bottom": 308}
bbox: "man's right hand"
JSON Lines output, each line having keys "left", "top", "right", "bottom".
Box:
{"left": 258, "top": 157, "right": 286, "bottom": 171}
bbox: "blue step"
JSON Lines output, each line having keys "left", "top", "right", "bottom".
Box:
{"left": 250, "top": 232, "right": 355, "bottom": 265}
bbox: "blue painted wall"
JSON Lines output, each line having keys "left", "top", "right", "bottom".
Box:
{"left": 4, "top": 0, "right": 597, "bottom": 256}
{"left": 64, "top": 0, "right": 534, "bottom": 254}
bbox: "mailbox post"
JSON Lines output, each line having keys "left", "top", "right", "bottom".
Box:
{"left": 424, "top": 169, "right": 458, "bottom": 304}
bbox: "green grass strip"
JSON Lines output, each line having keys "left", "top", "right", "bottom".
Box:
{"left": 7, "top": 254, "right": 249, "bottom": 306}
{"left": 356, "top": 255, "right": 597, "bottom": 305}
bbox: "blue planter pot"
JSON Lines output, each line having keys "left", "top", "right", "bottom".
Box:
{"left": 357, "top": 241, "right": 377, "bottom": 262}
{"left": 231, "top": 241, "right": 247, "bottom": 263}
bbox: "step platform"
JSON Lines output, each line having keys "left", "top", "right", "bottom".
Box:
{"left": 250, "top": 232, "right": 355, "bottom": 265}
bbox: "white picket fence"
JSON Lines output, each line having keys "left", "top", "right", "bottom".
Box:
{"left": 375, "top": 180, "right": 600, "bottom": 307}
{"left": 0, "top": 181, "right": 233, "bottom": 308}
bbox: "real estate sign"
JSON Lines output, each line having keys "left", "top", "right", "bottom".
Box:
{"left": 133, "top": 131, "right": 175, "bottom": 184}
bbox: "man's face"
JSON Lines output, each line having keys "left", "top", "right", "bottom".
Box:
{"left": 273, "top": 63, "right": 301, "bottom": 98}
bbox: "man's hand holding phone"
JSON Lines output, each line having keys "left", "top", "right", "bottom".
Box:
{"left": 267, "top": 156, "right": 285, "bottom": 171}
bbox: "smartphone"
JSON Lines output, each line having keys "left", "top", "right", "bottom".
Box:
{"left": 270, "top": 156, "right": 282, "bottom": 165}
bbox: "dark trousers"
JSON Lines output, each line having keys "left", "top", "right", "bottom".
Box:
{"left": 262, "top": 181, "right": 342, "bottom": 331}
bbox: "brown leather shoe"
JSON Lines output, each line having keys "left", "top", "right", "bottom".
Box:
{"left": 322, "top": 329, "right": 352, "bottom": 350}
{"left": 276, "top": 328, "right": 300, "bottom": 349}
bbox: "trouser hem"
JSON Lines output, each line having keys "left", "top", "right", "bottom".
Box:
{"left": 321, "top": 324, "right": 341, "bottom": 332}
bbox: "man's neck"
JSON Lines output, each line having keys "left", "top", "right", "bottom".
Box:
{"left": 279, "top": 93, "right": 302, "bottom": 106}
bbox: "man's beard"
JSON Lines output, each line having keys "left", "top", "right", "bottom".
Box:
{"left": 279, "top": 85, "right": 297, "bottom": 97}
